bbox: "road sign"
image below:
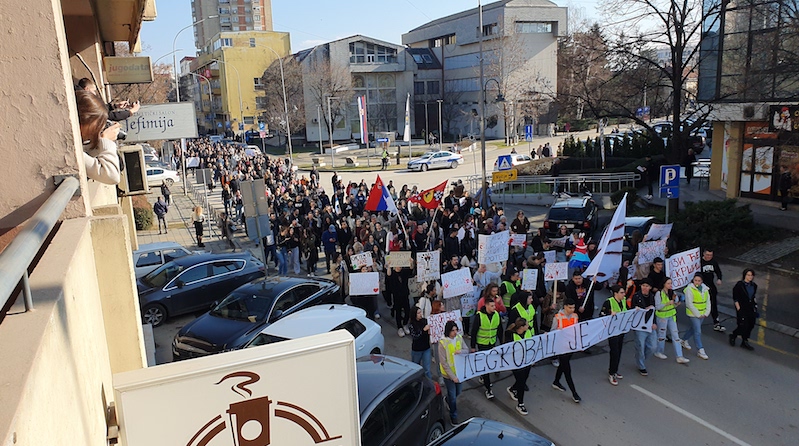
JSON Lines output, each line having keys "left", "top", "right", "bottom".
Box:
{"left": 259, "top": 131, "right": 266, "bottom": 138}
{"left": 660, "top": 164, "right": 680, "bottom": 199}
{"left": 525, "top": 125, "right": 533, "bottom": 142}
{"left": 376, "top": 137, "right": 389, "bottom": 143}
{"left": 492, "top": 168, "right": 518, "bottom": 183}
{"left": 497, "top": 155, "right": 513, "bottom": 171}
{"left": 239, "top": 123, "right": 244, "bottom": 131}
{"left": 259, "top": 122, "right": 266, "bottom": 131}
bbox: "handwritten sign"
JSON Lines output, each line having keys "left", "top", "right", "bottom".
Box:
{"left": 428, "top": 310, "right": 463, "bottom": 343}
{"left": 478, "top": 230, "right": 510, "bottom": 264}
{"left": 550, "top": 236, "right": 569, "bottom": 248}
{"left": 646, "top": 223, "right": 673, "bottom": 241}
{"left": 509, "top": 234, "right": 527, "bottom": 247}
{"left": 441, "top": 268, "right": 473, "bottom": 299}
{"left": 416, "top": 251, "right": 440, "bottom": 282}
{"left": 666, "top": 247, "right": 701, "bottom": 289}
{"left": 350, "top": 252, "right": 373, "bottom": 269}
{"left": 544, "top": 262, "right": 568, "bottom": 281}
{"left": 638, "top": 240, "right": 667, "bottom": 264}
{"left": 522, "top": 269, "right": 539, "bottom": 290}
{"left": 349, "top": 272, "right": 380, "bottom": 296}
{"left": 461, "top": 288, "right": 479, "bottom": 318}
{"left": 543, "top": 250, "right": 556, "bottom": 264}
{"left": 386, "top": 251, "right": 412, "bottom": 268}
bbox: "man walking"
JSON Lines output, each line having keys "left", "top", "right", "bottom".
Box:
{"left": 631, "top": 279, "right": 658, "bottom": 376}
{"left": 470, "top": 299, "right": 501, "bottom": 400}
{"left": 153, "top": 196, "right": 168, "bottom": 234}
{"left": 700, "top": 249, "right": 725, "bottom": 332}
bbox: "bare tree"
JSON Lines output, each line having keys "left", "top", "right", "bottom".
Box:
{"left": 441, "top": 84, "right": 465, "bottom": 141}
{"left": 260, "top": 56, "right": 305, "bottom": 146}
{"left": 304, "top": 56, "right": 353, "bottom": 151}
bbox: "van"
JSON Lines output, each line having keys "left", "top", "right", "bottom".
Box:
{"left": 209, "top": 135, "right": 223, "bottom": 143}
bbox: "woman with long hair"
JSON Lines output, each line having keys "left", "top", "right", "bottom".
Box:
{"left": 191, "top": 206, "right": 206, "bottom": 248}
{"left": 76, "top": 90, "right": 120, "bottom": 185}
{"left": 730, "top": 269, "right": 758, "bottom": 350}
{"left": 654, "top": 278, "right": 690, "bottom": 364}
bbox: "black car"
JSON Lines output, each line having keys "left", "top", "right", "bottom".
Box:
{"left": 172, "top": 277, "right": 341, "bottom": 360}
{"left": 358, "top": 355, "right": 446, "bottom": 446}
{"left": 543, "top": 196, "right": 600, "bottom": 238}
{"left": 137, "top": 252, "right": 264, "bottom": 327}
{"left": 427, "top": 418, "right": 554, "bottom": 446}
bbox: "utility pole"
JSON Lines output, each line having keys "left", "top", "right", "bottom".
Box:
{"left": 478, "top": 0, "right": 488, "bottom": 209}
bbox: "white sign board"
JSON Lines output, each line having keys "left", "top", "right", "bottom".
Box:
{"left": 350, "top": 252, "right": 373, "bottom": 270}
{"left": 386, "top": 251, "right": 412, "bottom": 268}
{"left": 544, "top": 262, "right": 569, "bottom": 281}
{"left": 119, "top": 102, "right": 199, "bottom": 142}
{"left": 461, "top": 288, "right": 479, "bottom": 318}
{"left": 428, "top": 310, "right": 463, "bottom": 343}
{"left": 522, "top": 269, "right": 539, "bottom": 290}
{"left": 509, "top": 234, "right": 527, "bottom": 247}
{"left": 550, "top": 237, "right": 569, "bottom": 249}
{"left": 666, "top": 247, "right": 701, "bottom": 289}
{"left": 349, "top": 272, "right": 380, "bottom": 295}
{"left": 441, "top": 268, "right": 473, "bottom": 299}
{"left": 416, "top": 251, "right": 440, "bottom": 282}
{"left": 113, "top": 331, "right": 360, "bottom": 446}
{"left": 478, "top": 230, "right": 510, "bottom": 264}
{"left": 543, "top": 250, "right": 556, "bottom": 264}
{"left": 646, "top": 223, "right": 673, "bottom": 241}
{"left": 638, "top": 240, "right": 667, "bottom": 265}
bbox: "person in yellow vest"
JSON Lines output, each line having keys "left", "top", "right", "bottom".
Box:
{"left": 469, "top": 299, "right": 501, "bottom": 399}
{"left": 500, "top": 270, "right": 521, "bottom": 309}
{"left": 552, "top": 299, "right": 581, "bottom": 403}
{"left": 508, "top": 290, "right": 536, "bottom": 340}
{"left": 654, "top": 278, "right": 690, "bottom": 364}
{"left": 681, "top": 273, "right": 711, "bottom": 360}
{"left": 438, "top": 320, "right": 469, "bottom": 424}
{"left": 506, "top": 317, "right": 534, "bottom": 415}
{"left": 599, "top": 285, "right": 628, "bottom": 386}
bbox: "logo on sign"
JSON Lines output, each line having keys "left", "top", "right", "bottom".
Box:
{"left": 186, "top": 371, "right": 342, "bottom": 446}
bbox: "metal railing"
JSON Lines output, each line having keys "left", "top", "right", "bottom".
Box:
{"left": 467, "top": 171, "right": 641, "bottom": 200}
{"left": 0, "top": 176, "right": 80, "bottom": 312}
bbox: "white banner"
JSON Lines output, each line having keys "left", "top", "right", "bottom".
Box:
{"left": 583, "top": 193, "right": 626, "bottom": 280}
{"left": 638, "top": 240, "right": 667, "bottom": 264}
{"left": 461, "top": 288, "right": 479, "bottom": 318}
{"left": 509, "top": 234, "right": 526, "bottom": 247}
{"left": 441, "top": 268, "right": 473, "bottom": 299}
{"left": 521, "top": 269, "right": 539, "bottom": 290}
{"left": 646, "top": 223, "right": 673, "bottom": 241}
{"left": 119, "top": 103, "right": 199, "bottom": 142}
{"left": 428, "top": 310, "right": 463, "bottom": 343}
{"left": 349, "top": 272, "right": 380, "bottom": 296}
{"left": 350, "top": 252, "right": 373, "bottom": 270}
{"left": 416, "top": 251, "right": 440, "bottom": 282}
{"left": 455, "top": 308, "right": 655, "bottom": 381}
{"left": 544, "top": 262, "right": 568, "bottom": 281}
{"left": 478, "top": 230, "right": 510, "bottom": 264}
{"left": 386, "top": 251, "right": 412, "bottom": 268}
{"left": 666, "top": 247, "right": 701, "bottom": 289}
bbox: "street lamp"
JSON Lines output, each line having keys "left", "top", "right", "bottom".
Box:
{"left": 173, "top": 16, "right": 217, "bottom": 102}
{"left": 211, "top": 58, "right": 243, "bottom": 131}
{"left": 327, "top": 96, "right": 340, "bottom": 168}
{"left": 153, "top": 49, "right": 183, "bottom": 66}
{"left": 437, "top": 99, "right": 443, "bottom": 151}
{"left": 264, "top": 46, "right": 293, "bottom": 160}
{"left": 186, "top": 72, "right": 213, "bottom": 128}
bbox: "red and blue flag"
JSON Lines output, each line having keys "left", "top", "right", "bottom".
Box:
{"left": 364, "top": 175, "right": 398, "bottom": 214}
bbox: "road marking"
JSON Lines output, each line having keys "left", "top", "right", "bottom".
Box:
{"left": 630, "top": 385, "right": 752, "bottom": 446}
{"left": 757, "top": 270, "right": 770, "bottom": 345}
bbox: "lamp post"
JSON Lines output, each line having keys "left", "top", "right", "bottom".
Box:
{"left": 479, "top": 0, "right": 487, "bottom": 209}
{"left": 327, "top": 96, "right": 340, "bottom": 167}
{"left": 211, "top": 58, "right": 243, "bottom": 131}
{"left": 436, "top": 99, "right": 443, "bottom": 150}
{"left": 186, "top": 72, "right": 213, "bottom": 129}
{"left": 317, "top": 105, "right": 323, "bottom": 154}
{"left": 173, "top": 16, "right": 217, "bottom": 103}
{"left": 264, "top": 46, "right": 293, "bottom": 160}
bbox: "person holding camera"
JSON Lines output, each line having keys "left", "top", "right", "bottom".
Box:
{"left": 76, "top": 90, "right": 121, "bottom": 185}
{"left": 77, "top": 78, "right": 140, "bottom": 122}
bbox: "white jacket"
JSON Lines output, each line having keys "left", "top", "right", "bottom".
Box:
{"left": 83, "top": 138, "right": 120, "bottom": 185}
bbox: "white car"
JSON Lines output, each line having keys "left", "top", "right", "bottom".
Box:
{"left": 132, "top": 242, "right": 195, "bottom": 278}
{"left": 247, "top": 305, "right": 384, "bottom": 357}
{"left": 407, "top": 150, "right": 463, "bottom": 171}
{"left": 146, "top": 166, "right": 180, "bottom": 187}
{"left": 493, "top": 154, "right": 533, "bottom": 171}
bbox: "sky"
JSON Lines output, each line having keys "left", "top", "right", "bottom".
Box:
{"left": 139, "top": 0, "right": 599, "bottom": 66}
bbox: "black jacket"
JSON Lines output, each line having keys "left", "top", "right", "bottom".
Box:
{"left": 632, "top": 290, "right": 655, "bottom": 309}
{"left": 732, "top": 280, "right": 757, "bottom": 316}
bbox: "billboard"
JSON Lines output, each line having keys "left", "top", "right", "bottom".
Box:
{"left": 103, "top": 56, "right": 153, "bottom": 84}
{"left": 770, "top": 105, "right": 799, "bottom": 133}
{"left": 119, "top": 103, "right": 199, "bottom": 142}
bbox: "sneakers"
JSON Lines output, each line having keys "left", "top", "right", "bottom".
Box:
{"left": 478, "top": 376, "right": 484, "bottom": 385}
{"left": 729, "top": 334, "right": 736, "bottom": 346}
{"left": 506, "top": 386, "right": 518, "bottom": 401}
{"left": 645, "top": 194, "right": 653, "bottom": 200}
{"left": 374, "top": 312, "right": 380, "bottom": 320}
{"left": 485, "top": 389, "right": 495, "bottom": 400}
{"left": 713, "top": 324, "right": 726, "bottom": 332}
{"left": 403, "top": 326, "right": 410, "bottom": 335}
{"left": 516, "top": 403, "right": 528, "bottom": 415}
{"left": 654, "top": 352, "right": 668, "bottom": 360}
{"left": 680, "top": 339, "right": 692, "bottom": 350}
{"left": 741, "top": 341, "right": 754, "bottom": 351}
{"left": 697, "top": 348, "right": 709, "bottom": 360}
{"left": 572, "top": 393, "right": 582, "bottom": 403}
{"left": 552, "top": 359, "right": 560, "bottom": 367}
{"left": 551, "top": 382, "right": 566, "bottom": 392}
{"left": 398, "top": 328, "right": 405, "bottom": 337}
{"left": 609, "top": 374, "right": 619, "bottom": 386}
{"left": 639, "top": 369, "right": 648, "bottom": 376}
{"left": 676, "top": 356, "right": 690, "bottom": 364}
{"left": 614, "top": 373, "right": 624, "bottom": 380}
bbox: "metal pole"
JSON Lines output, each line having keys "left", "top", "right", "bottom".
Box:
{"left": 327, "top": 96, "right": 336, "bottom": 167}
{"left": 317, "top": 105, "right": 323, "bottom": 154}
{"left": 181, "top": 138, "right": 188, "bottom": 194}
{"left": 437, "top": 99, "right": 443, "bottom": 151}
{"left": 424, "top": 101, "right": 429, "bottom": 147}
{"left": 249, "top": 180, "right": 264, "bottom": 262}
{"left": 278, "top": 56, "right": 292, "bottom": 159}
{"left": 173, "top": 16, "right": 217, "bottom": 103}
{"left": 479, "top": 0, "right": 488, "bottom": 209}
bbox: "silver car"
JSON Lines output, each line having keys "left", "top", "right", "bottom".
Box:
{"left": 408, "top": 150, "right": 463, "bottom": 171}
{"left": 132, "top": 242, "right": 195, "bottom": 278}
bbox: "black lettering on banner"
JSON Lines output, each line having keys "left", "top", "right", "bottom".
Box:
{"left": 567, "top": 325, "right": 578, "bottom": 350}
{"left": 524, "top": 339, "right": 537, "bottom": 365}
{"left": 630, "top": 309, "right": 644, "bottom": 327}
{"left": 536, "top": 335, "right": 547, "bottom": 359}
{"left": 607, "top": 313, "right": 621, "bottom": 337}
{"left": 545, "top": 332, "right": 556, "bottom": 356}
{"left": 473, "top": 353, "right": 486, "bottom": 374}
{"left": 578, "top": 322, "right": 591, "bottom": 349}
{"left": 512, "top": 341, "right": 525, "bottom": 367}
{"left": 499, "top": 345, "right": 511, "bottom": 368}
{"left": 486, "top": 349, "right": 500, "bottom": 370}
{"left": 622, "top": 311, "right": 637, "bottom": 332}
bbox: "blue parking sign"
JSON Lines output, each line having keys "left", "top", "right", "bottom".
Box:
{"left": 660, "top": 165, "right": 680, "bottom": 198}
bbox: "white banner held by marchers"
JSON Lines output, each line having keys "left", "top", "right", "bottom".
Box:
{"left": 428, "top": 310, "right": 463, "bottom": 343}
{"left": 583, "top": 193, "right": 626, "bottom": 281}
{"left": 544, "top": 262, "right": 568, "bottom": 281}
{"left": 478, "top": 230, "right": 510, "bottom": 264}
{"left": 522, "top": 269, "right": 539, "bottom": 290}
{"left": 666, "top": 247, "right": 701, "bottom": 289}
{"left": 416, "top": 251, "right": 440, "bottom": 282}
{"left": 441, "top": 268, "right": 473, "bottom": 299}
{"left": 349, "top": 272, "right": 380, "bottom": 296}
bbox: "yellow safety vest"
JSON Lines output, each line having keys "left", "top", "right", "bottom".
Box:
{"left": 656, "top": 290, "right": 677, "bottom": 319}
{"left": 685, "top": 285, "right": 709, "bottom": 317}
{"left": 607, "top": 297, "right": 627, "bottom": 314}
{"left": 512, "top": 330, "right": 533, "bottom": 342}
{"left": 477, "top": 311, "right": 500, "bottom": 345}
{"left": 439, "top": 336, "right": 462, "bottom": 377}
{"left": 513, "top": 303, "right": 536, "bottom": 335}
{"left": 502, "top": 280, "right": 519, "bottom": 308}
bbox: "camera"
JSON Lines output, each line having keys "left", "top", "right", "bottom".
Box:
{"left": 105, "top": 120, "right": 127, "bottom": 141}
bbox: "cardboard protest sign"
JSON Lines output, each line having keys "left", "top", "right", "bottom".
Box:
{"left": 350, "top": 252, "right": 373, "bottom": 269}
{"left": 549, "top": 236, "right": 569, "bottom": 249}
{"left": 543, "top": 250, "right": 556, "bottom": 264}
{"left": 638, "top": 240, "right": 667, "bottom": 264}
{"left": 522, "top": 269, "right": 539, "bottom": 290}
{"left": 441, "top": 268, "right": 473, "bottom": 299}
{"left": 349, "top": 272, "right": 380, "bottom": 296}
{"left": 646, "top": 223, "right": 673, "bottom": 241}
{"left": 428, "top": 310, "right": 463, "bottom": 343}
{"left": 386, "top": 251, "right": 412, "bottom": 268}
{"left": 544, "top": 262, "right": 569, "bottom": 281}
{"left": 478, "top": 230, "right": 510, "bottom": 264}
{"left": 461, "top": 288, "right": 479, "bottom": 318}
{"left": 509, "top": 234, "right": 527, "bottom": 247}
{"left": 666, "top": 248, "right": 701, "bottom": 289}
{"left": 416, "top": 251, "right": 440, "bottom": 282}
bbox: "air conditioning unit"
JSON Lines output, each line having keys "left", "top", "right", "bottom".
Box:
{"left": 118, "top": 145, "right": 150, "bottom": 196}
{"left": 312, "top": 118, "right": 318, "bottom": 124}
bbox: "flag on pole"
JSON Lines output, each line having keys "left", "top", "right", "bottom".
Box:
{"left": 409, "top": 180, "right": 448, "bottom": 210}
{"left": 364, "top": 175, "right": 398, "bottom": 214}
{"left": 583, "top": 193, "right": 627, "bottom": 280}
{"left": 358, "top": 95, "right": 368, "bottom": 145}
{"left": 403, "top": 93, "right": 411, "bottom": 143}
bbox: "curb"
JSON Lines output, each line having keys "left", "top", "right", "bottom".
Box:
{"left": 717, "top": 301, "right": 799, "bottom": 339}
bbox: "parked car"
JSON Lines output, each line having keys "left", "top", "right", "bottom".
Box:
{"left": 137, "top": 252, "right": 264, "bottom": 327}
{"left": 493, "top": 154, "right": 533, "bottom": 171}
{"left": 428, "top": 418, "right": 555, "bottom": 446}
{"left": 543, "top": 196, "right": 601, "bottom": 238}
{"left": 146, "top": 166, "right": 180, "bottom": 187}
{"left": 171, "top": 277, "right": 341, "bottom": 360}
{"left": 408, "top": 151, "right": 463, "bottom": 171}
{"left": 132, "top": 242, "right": 195, "bottom": 278}
{"left": 357, "top": 355, "right": 446, "bottom": 446}
{"left": 143, "top": 153, "right": 159, "bottom": 163}
{"left": 246, "top": 304, "right": 384, "bottom": 357}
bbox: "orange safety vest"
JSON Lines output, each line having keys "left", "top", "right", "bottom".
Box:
{"left": 555, "top": 312, "right": 578, "bottom": 330}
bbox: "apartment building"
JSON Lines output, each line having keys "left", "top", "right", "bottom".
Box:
{"left": 191, "top": 0, "right": 273, "bottom": 51}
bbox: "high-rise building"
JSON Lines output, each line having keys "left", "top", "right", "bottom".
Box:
{"left": 191, "top": 0, "right": 273, "bottom": 52}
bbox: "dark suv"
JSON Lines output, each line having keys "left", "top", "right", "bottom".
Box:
{"left": 543, "top": 197, "right": 600, "bottom": 238}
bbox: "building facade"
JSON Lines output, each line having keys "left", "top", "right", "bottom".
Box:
{"left": 699, "top": 0, "right": 799, "bottom": 203}
{"left": 401, "top": 0, "right": 567, "bottom": 140}
{"left": 191, "top": 0, "right": 273, "bottom": 52}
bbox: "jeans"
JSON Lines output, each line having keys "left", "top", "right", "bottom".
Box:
{"left": 443, "top": 378, "right": 462, "bottom": 420}
{"left": 657, "top": 316, "right": 684, "bottom": 357}
{"left": 608, "top": 334, "right": 624, "bottom": 375}
{"left": 157, "top": 216, "right": 167, "bottom": 232}
{"left": 291, "top": 247, "right": 300, "bottom": 274}
{"left": 277, "top": 247, "right": 288, "bottom": 275}
{"left": 682, "top": 316, "right": 705, "bottom": 350}
{"left": 634, "top": 329, "right": 657, "bottom": 370}
{"left": 324, "top": 250, "right": 336, "bottom": 272}
{"left": 411, "top": 348, "right": 432, "bottom": 379}
{"left": 265, "top": 244, "right": 277, "bottom": 268}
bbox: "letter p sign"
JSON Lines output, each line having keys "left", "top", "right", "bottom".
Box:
{"left": 659, "top": 164, "right": 681, "bottom": 198}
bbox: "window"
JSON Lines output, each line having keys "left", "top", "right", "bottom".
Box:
{"left": 412, "top": 54, "right": 424, "bottom": 64}
{"left": 256, "top": 96, "right": 268, "bottom": 108}
{"left": 414, "top": 81, "right": 425, "bottom": 95}
{"left": 516, "top": 22, "right": 552, "bottom": 33}
{"left": 480, "top": 23, "right": 498, "bottom": 37}
{"left": 220, "top": 16, "right": 231, "bottom": 24}
{"left": 162, "top": 249, "right": 189, "bottom": 263}
{"left": 429, "top": 34, "right": 455, "bottom": 48}
{"left": 427, "top": 81, "right": 440, "bottom": 95}
{"left": 254, "top": 77, "right": 262, "bottom": 88}
{"left": 361, "top": 407, "right": 388, "bottom": 446}
{"left": 334, "top": 319, "right": 367, "bottom": 339}
{"left": 176, "top": 264, "right": 210, "bottom": 285}
{"left": 213, "top": 38, "right": 233, "bottom": 51}
{"left": 219, "top": 7, "right": 230, "bottom": 14}
{"left": 211, "top": 260, "right": 244, "bottom": 276}
{"left": 349, "top": 41, "right": 398, "bottom": 64}
{"left": 244, "top": 116, "right": 255, "bottom": 125}
{"left": 136, "top": 251, "right": 162, "bottom": 268}
{"left": 292, "top": 284, "right": 320, "bottom": 301}
{"left": 249, "top": 37, "right": 256, "bottom": 47}
{"left": 422, "top": 54, "right": 433, "bottom": 63}
{"left": 384, "top": 382, "right": 420, "bottom": 429}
